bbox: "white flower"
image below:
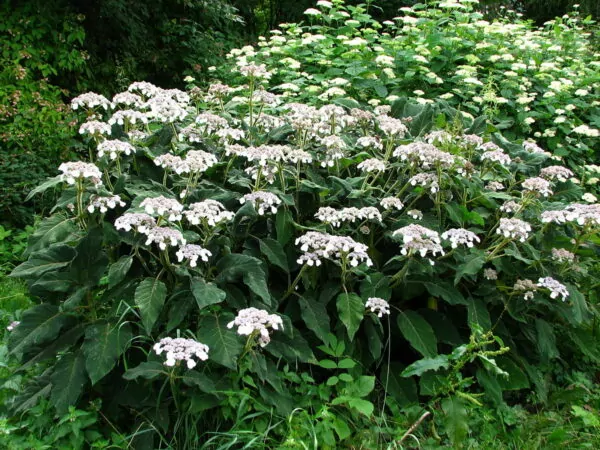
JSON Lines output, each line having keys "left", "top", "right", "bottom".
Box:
{"left": 365, "top": 298, "right": 390, "bottom": 317}
{"left": 513, "top": 279, "right": 537, "bottom": 300}
{"left": 407, "top": 209, "right": 423, "bottom": 220}
{"left": 522, "top": 177, "right": 553, "bottom": 197}
{"left": 153, "top": 337, "right": 209, "bottom": 368}
{"left": 227, "top": 308, "right": 283, "bottom": 347}
{"left": 140, "top": 196, "right": 184, "bottom": 222}
{"left": 304, "top": 8, "right": 321, "bottom": 16}
{"left": 58, "top": 161, "right": 103, "bottom": 186}
{"left": 441, "top": 228, "right": 480, "bottom": 248}
{"left": 79, "top": 120, "right": 111, "bottom": 136}
{"left": 71, "top": 92, "right": 112, "bottom": 110}
{"left": 97, "top": 140, "right": 136, "bottom": 160}
{"left": 114, "top": 213, "right": 156, "bottom": 234}
{"left": 483, "top": 268, "right": 497, "bottom": 280}
{"left": 582, "top": 193, "right": 597, "bottom": 203}
{"left": 296, "top": 231, "right": 373, "bottom": 267}
{"left": 392, "top": 224, "right": 444, "bottom": 260}
{"left": 315, "top": 207, "right": 382, "bottom": 227}
{"left": 539, "top": 166, "right": 574, "bottom": 182}
{"left": 357, "top": 158, "right": 386, "bottom": 173}
{"left": 108, "top": 110, "right": 148, "bottom": 126}
{"left": 184, "top": 200, "right": 235, "bottom": 226}
{"left": 380, "top": 197, "right": 404, "bottom": 211}
{"left": 87, "top": 195, "right": 125, "bottom": 214}
{"left": 144, "top": 227, "right": 186, "bottom": 250}
{"left": 176, "top": 244, "right": 212, "bottom": 267}
{"left": 537, "top": 277, "right": 569, "bottom": 301}
{"left": 496, "top": 218, "right": 532, "bottom": 242}
{"left": 240, "top": 191, "right": 281, "bottom": 215}
{"left": 6, "top": 321, "right": 20, "bottom": 332}
{"left": 551, "top": 248, "right": 575, "bottom": 263}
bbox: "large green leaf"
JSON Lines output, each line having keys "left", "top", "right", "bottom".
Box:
{"left": 336, "top": 293, "right": 364, "bottom": 341}
{"left": 422, "top": 281, "right": 467, "bottom": 305}
{"left": 82, "top": 322, "right": 132, "bottom": 385}
{"left": 71, "top": 227, "right": 109, "bottom": 286}
{"left": 454, "top": 253, "right": 486, "bottom": 285}
{"left": 108, "top": 255, "right": 133, "bottom": 289}
{"left": 11, "top": 244, "right": 76, "bottom": 279}
{"left": 259, "top": 238, "right": 289, "bottom": 273}
{"left": 535, "top": 319, "right": 559, "bottom": 363}
{"left": 275, "top": 208, "right": 294, "bottom": 246}
{"left": 135, "top": 278, "right": 167, "bottom": 334}
{"left": 466, "top": 297, "right": 491, "bottom": 331}
{"left": 25, "top": 175, "right": 63, "bottom": 201}
{"left": 397, "top": 311, "right": 437, "bottom": 358}
{"left": 50, "top": 352, "right": 87, "bottom": 414}
{"left": 401, "top": 355, "right": 450, "bottom": 378}
{"left": 24, "top": 215, "right": 79, "bottom": 256}
{"left": 180, "top": 371, "right": 216, "bottom": 393}
{"left": 123, "top": 361, "right": 167, "bottom": 381}
{"left": 9, "top": 304, "right": 70, "bottom": 356}
{"left": 299, "top": 295, "right": 330, "bottom": 343}
{"left": 216, "top": 254, "right": 271, "bottom": 305}
{"left": 442, "top": 396, "right": 469, "bottom": 445}
{"left": 191, "top": 277, "right": 226, "bottom": 310}
{"left": 197, "top": 314, "right": 243, "bottom": 370}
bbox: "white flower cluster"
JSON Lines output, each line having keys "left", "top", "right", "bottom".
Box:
{"left": 108, "top": 110, "right": 148, "bottom": 126}
{"left": 286, "top": 149, "right": 313, "bottom": 164}
{"left": 153, "top": 337, "right": 209, "bottom": 369}
{"left": 551, "top": 248, "right": 575, "bottom": 263}
{"left": 79, "top": 120, "right": 111, "bottom": 136}
{"left": 537, "top": 277, "right": 569, "bottom": 301}
{"left": 6, "top": 321, "right": 19, "bottom": 332}
{"left": 540, "top": 165, "right": 574, "bottom": 182}
{"left": 144, "top": 93, "right": 188, "bottom": 123}
{"left": 176, "top": 244, "right": 212, "bottom": 267}
{"left": 356, "top": 136, "right": 383, "bottom": 151}
{"left": 496, "top": 218, "right": 532, "bottom": 242}
{"left": 409, "top": 173, "right": 439, "bottom": 193}
{"left": 71, "top": 92, "right": 111, "bottom": 110}
{"left": 154, "top": 154, "right": 188, "bottom": 174}
{"left": 485, "top": 181, "right": 504, "bottom": 191}
{"left": 500, "top": 200, "right": 520, "bottom": 214}
{"left": 58, "top": 161, "right": 103, "bottom": 186}
{"left": 227, "top": 307, "right": 283, "bottom": 347}
{"left": 459, "top": 134, "right": 483, "bottom": 147}
{"left": 365, "top": 297, "right": 390, "bottom": 317}
{"left": 483, "top": 268, "right": 498, "bottom": 280}
{"left": 144, "top": 226, "right": 186, "bottom": 250}
{"left": 296, "top": 231, "right": 373, "bottom": 267}
{"left": 357, "top": 158, "right": 386, "bottom": 173}
{"left": 380, "top": 197, "right": 404, "bottom": 211}
{"left": 240, "top": 191, "right": 281, "bottom": 215}
{"left": 184, "top": 200, "right": 235, "bottom": 226}
{"left": 195, "top": 113, "right": 229, "bottom": 134}
{"left": 521, "top": 177, "right": 553, "bottom": 197}
{"left": 97, "top": 140, "right": 136, "bottom": 160}
{"left": 441, "top": 228, "right": 481, "bottom": 248}
{"left": 393, "top": 143, "right": 455, "bottom": 169}
{"left": 541, "top": 203, "right": 600, "bottom": 227}
{"left": 377, "top": 115, "right": 408, "bottom": 137}
{"left": 392, "top": 224, "right": 444, "bottom": 259}
{"left": 319, "top": 135, "right": 346, "bottom": 167}
{"left": 425, "top": 130, "right": 453, "bottom": 145}
{"left": 114, "top": 213, "right": 156, "bottom": 233}
{"left": 480, "top": 148, "right": 512, "bottom": 166}
{"left": 128, "top": 81, "right": 161, "bottom": 98}
{"left": 186, "top": 150, "right": 218, "bottom": 173}
{"left": 315, "top": 206, "right": 382, "bottom": 227}
{"left": 238, "top": 63, "right": 272, "bottom": 80}
{"left": 140, "top": 196, "right": 184, "bottom": 221}
{"left": 513, "top": 279, "right": 537, "bottom": 300}
{"left": 112, "top": 92, "right": 143, "bottom": 108}
{"left": 407, "top": 209, "right": 423, "bottom": 220}
{"left": 87, "top": 195, "right": 125, "bottom": 213}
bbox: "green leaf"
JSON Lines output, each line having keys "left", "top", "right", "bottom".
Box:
{"left": 197, "top": 314, "right": 243, "bottom": 370}
{"left": 423, "top": 281, "right": 467, "bottom": 305}
{"left": 82, "top": 322, "right": 132, "bottom": 385}
{"left": 9, "top": 304, "right": 69, "bottom": 356}
{"left": 467, "top": 297, "right": 491, "bottom": 332}
{"left": 259, "top": 238, "right": 289, "bottom": 272}
{"left": 191, "top": 277, "right": 226, "bottom": 310}
{"left": 25, "top": 175, "right": 63, "bottom": 201}
{"left": 275, "top": 208, "right": 294, "bottom": 245}
{"left": 135, "top": 278, "right": 167, "bottom": 334}
{"left": 454, "top": 253, "right": 486, "bottom": 285}
{"left": 50, "top": 352, "right": 87, "bottom": 414}
{"left": 397, "top": 311, "right": 437, "bottom": 357}
{"left": 24, "top": 215, "right": 79, "bottom": 256}
{"left": 180, "top": 371, "right": 216, "bottom": 393}
{"left": 108, "top": 256, "right": 133, "bottom": 289}
{"left": 123, "top": 361, "right": 166, "bottom": 381}
{"left": 216, "top": 254, "right": 271, "bottom": 305}
{"left": 319, "top": 359, "right": 338, "bottom": 369}
{"left": 442, "top": 396, "right": 469, "bottom": 445}
{"left": 401, "top": 355, "right": 450, "bottom": 378}
{"left": 476, "top": 369, "right": 504, "bottom": 405}
{"left": 336, "top": 293, "right": 364, "bottom": 341}
{"left": 352, "top": 376, "right": 375, "bottom": 398}
{"left": 71, "top": 227, "right": 108, "bottom": 286}
{"left": 11, "top": 244, "right": 77, "bottom": 279}
{"left": 337, "top": 358, "right": 356, "bottom": 369}
{"left": 299, "top": 296, "right": 331, "bottom": 343}
{"left": 348, "top": 398, "right": 374, "bottom": 416}
{"left": 535, "top": 318, "right": 559, "bottom": 363}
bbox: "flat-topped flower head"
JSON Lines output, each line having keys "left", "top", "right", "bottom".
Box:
{"left": 315, "top": 206, "right": 382, "bottom": 227}
{"left": 71, "top": 92, "right": 112, "bottom": 111}
{"left": 380, "top": 197, "right": 404, "bottom": 211}
{"left": 87, "top": 195, "right": 125, "bottom": 214}
{"left": 112, "top": 92, "right": 143, "bottom": 108}
{"left": 392, "top": 224, "right": 444, "bottom": 260}
{"left": 513, "top": 279, "right": 537, "bottom": 300}
{"left": 97, "top": 140, "right": 136, "bottom": 160}
{"left": 551, "top": 248, "right": 575, "bottom": 263}
{"left": 441, "top": 228, "right": 480, "bottom": 248}
{"left": 128, "top": 81, "right": 160, "bottom": 98}
{"left": 153, "top": 337, "right": 209, "bottom": 369}
{"left": 108, "top": 110, "right": 148, "bottom": 126}
{"left": 184, "top": 200, "right": 235, "bottom": 226}
{"left": 176, "top": 244, "right": 212, "bottom": 267}
{"left": 409, "top": 173, "right": 439, "bottom": 193}
{"left": 140, "top": 196, "right": 184, "bottom": 222}
{"left": 144, "top": 227, "right": 186, "bottom": 250}
{"left": 240, "top": 191, "right": 281, "bottom": 215}
{"left": 357, "top": 158, "right": 386, "bottom": 173}
{"left": 481, "top": 147, "right": 512, "bottom": 166}
{"left": 365, "top": 297, "right": 390, "bottom": 317}
{"left": 496, "top": 218, "right": 531, "bottom": 242}
{"left": 114, "top": 213, "right": 156, "bottom": 234}
{"left": 227, "top": 307, "right": 283, "bottom": 347}
{"left": 154, "top": 154, "right": 188, "bottom": 174}
{"left": 537, "top": 277, "right": 569, "bottom": 301}
{"left": 542, "top": 203, "right": 600, "bottom": 227}
{"left": 393, "top": 142, "right": 455, "bottom": 169}
{"left": 377, "top": 115, "right": 408, "bottom": 137}
{"left": 296, "top": 231, "right": 373, "bottom": 267}
{"left": 522, "top": 177, "right": 553, "bottom": 197}
{"left": 79, "top": 120, "right": 111, "bottom": 136}
{"left": 483, "top": 268, "right": 498, "bottom": 280}
{"left": 185, "top": 150, "right": 218, "bottom": 173}
{"left": 58, "top": 161, "right": 103, "bottom": 187}
{"left": 540, "top": 165, "right": 574, "bottom": 182}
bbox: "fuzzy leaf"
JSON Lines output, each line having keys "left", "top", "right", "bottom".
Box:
{"left": 397, "top": 311, "right": 437, "bottom": 358}
{"left": 83, "top": 322, "right": 132, "bottom": 385}
{"left": 197, "top": 314, "right": 243, "bottom": 370}
{"left": 299, "top": 295, "right": 330, "bottom": 343}
{"left": 123, "top": 361, "right": 167, "bottom": 381}
{"left": 401, "top": 355, "right": 450, "bottom": 378}
{"left": 216, "top": 254, "right": 271, "bottom": 305}
{"left": 50, "top": 352, "right": 87, "bottom": 414}
{"left": 442, "top": 396, "right": 469, "bottom": 445}
{"left": 9, "top": 304, "right": 69, "bottom": 356}
{"left": 135, "top": 278, "right": 167, "bottom": 334}
{"left": 336, "top": 292, "right": 364, "bottom": 341}
{"left": 191, "top": 278, "right": 226, "bottom": 310}
{"left": 423, "top": 281, "right": 467, "bottom": 305}
{"left": 108, "top": 256, "right": 133, "bottom": 289}
{"left": 259, "top": 238, "right": 289, "bottom": 272}
{"left": 11, "top": 244, "right": 76, "bottom": 279}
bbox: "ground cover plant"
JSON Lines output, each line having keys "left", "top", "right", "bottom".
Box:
{"left": 2, "top": 1, "right": 600, "bottom": 448}
{"left": 216, "top": 0, "right": 600, "bottom": 175}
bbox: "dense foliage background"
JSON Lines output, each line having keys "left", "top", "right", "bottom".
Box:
{"left": 1, "top": 0, "right": 599, "bottom": 449}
